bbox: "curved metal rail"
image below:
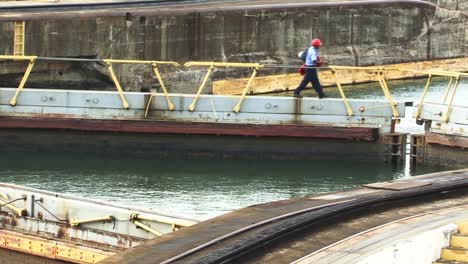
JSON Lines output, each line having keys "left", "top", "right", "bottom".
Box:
{"left": 0, "top": 0, "right": 225, "bottom": 12}
{"left": 158, "top": 171, "right": 468, "bottom": 264}
{"left": 0, "top": 0, "right": 438, "bottom": 14}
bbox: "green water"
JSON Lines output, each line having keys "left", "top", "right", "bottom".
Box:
{"left": 0, "top": 153, "right": 448, "bottom": 220}
{"left": 0, "top": 77, "right": 465, "bottom": 220}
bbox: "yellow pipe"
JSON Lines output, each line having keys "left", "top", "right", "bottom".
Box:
{"left": 152, "top": 64, "right": 175, "bottom": 111}
{"left": 442, "top": 77, "right": 454, "bottom": 104}
{"left": 377, "top": 72, "right": 399, "bottom": 117}
{"left": 332, "top": 70, "right": 353, "bottom": 116}
{"left": 184, "top": 61, "right": 263, "bottom": 68}
{"left": 414, "top": 74, "right": 432, "bottom": 119}
{"left": 130, "top": 213, "right": 196, "bottom": 228}
{"left": 0, "top": 200, "right": 27, "bottom": 216}
{"left": 10, "top": 59, "right": 35, "bottom": 106}
{"left": 69, "top": 215, "right": 113, "bottom": 227}
{"left": 0, "top": 193, "right": 8, "bottom": 200}
{"left": 105, "top": 62, "right": 130, "bottom": 109}
{"left": 427, "top": 70, "right": 468, "bottom": 77}
{"left": 441, "top": 75, "right": 460, "bottom": 123}
{"left": 132, "top": 220, "right": 163, "bottom": 236}
{"left": 234, "top": 68, "right": 258, "bottom": 113}
{"left": 103, "top": 59, "right": 179, "bottom": 66}
{"left": 189, "top": 65, "right": 214, "bottom": 112}
{"left": 0, "top": 55, "right": 37, "bottom": 61}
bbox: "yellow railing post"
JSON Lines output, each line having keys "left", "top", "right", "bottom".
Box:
{"left": 414, "top": 74, "right": 432, "bottom": 119}
{"left": 104, "top": 61, "right": 130, "bottom": 109}
{"left": 233, "top": 67, "right": 258, "bottom": 113}
{"left": 442, "top": 77, "right": 454, "bottom": 104}
{"left": 151, "top": 63, "right": 174, "bottom": 111}
{"left": 188, "top": 64, "right": 214, "bottom": 112}
{"left": 330, "top": 68, "right": 353, "bottom": 117}
{"left": 145, "top": 92, "right": 156, "bottom": 118}
{"left": 377, "top": 71, "right": 399, "bottom": 117}
{"left": 185, "top": 61, "right": 264, "bottom": 112}
{"left": 10, "top": 57, "right": 36, "bottom": 106}
{"left": 441, "top": 75, "right": 460, "bottom": 123}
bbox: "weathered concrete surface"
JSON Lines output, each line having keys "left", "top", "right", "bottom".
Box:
{"left": 0, "top": 1, "right": 466, "bottom": 92}
{"left": 426, "top": 0, "right": 468, "bottom": 11}
{"left": 425, "top": 138, "right": 468, "bottom": 169}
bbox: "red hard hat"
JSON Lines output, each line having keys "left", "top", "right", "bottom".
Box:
{"left": 311, "top": 38, "right": 321, "bottom": 47}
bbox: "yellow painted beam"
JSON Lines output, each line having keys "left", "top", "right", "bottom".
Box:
{"left": 451, "top": 234, "right": 468, "bottom": 249}
{"left": 441, "top": 248, "right": 468, "bottom": 262}
{"left": 459, "top": 222, "right": 468, "bottom": 235}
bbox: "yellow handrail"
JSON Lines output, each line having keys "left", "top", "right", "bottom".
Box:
{"left": 185, "top": 61, "right": 265, "bottom": 112}
{"left": 102, "top": 59, "right": 180, "bottom": 110}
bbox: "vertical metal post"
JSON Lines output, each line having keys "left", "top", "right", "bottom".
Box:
{"left": 31, "top": 194, "right": 35, "bottom": 218}
{"left": 234, "top": 68, "right": 258, "bottom": 113}
{"left": 189, "top": 65, "right": 214, "bottom": 112}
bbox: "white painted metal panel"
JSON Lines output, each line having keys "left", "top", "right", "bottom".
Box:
{"left": 0, "top": 88, "right": 404, "bottom": 129}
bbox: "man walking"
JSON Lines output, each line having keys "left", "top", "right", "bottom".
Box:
{"left": 293, "top": 38, "right": 326, "bottom": 99}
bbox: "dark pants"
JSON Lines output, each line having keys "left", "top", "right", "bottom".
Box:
{"left": 294, "top": 68, "right": 324, "bottom": 97}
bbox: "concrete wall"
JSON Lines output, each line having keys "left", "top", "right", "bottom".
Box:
{"left": 425, "top": 144, "right": 468, "bottom": 169}
{"left": 426, "top": 0, "right": 468, "bottom": 11}
{"left": 0, "top": 2, "right": 466, "bottom": 92}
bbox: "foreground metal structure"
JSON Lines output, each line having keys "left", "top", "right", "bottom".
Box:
{"left": 0, "top": 183, "right": 198, "bottom": 263}
{"left": 99, "top": 169, "right": 468, "bottom": 264}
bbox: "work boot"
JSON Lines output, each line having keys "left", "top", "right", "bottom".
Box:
{"left": 293, "top": 94, "right": 303, "bottom": 98}
{"left": 319, "top": 94, "right": 328, "bottom": 99}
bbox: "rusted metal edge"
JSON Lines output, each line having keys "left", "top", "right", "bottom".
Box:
{"left": 363, "top": 181, "right": 432, "bottom": 191}
{"left": 0, "top": 116, "right": 379, "bottom": 141}
{"left": 0, "top": 229, "right": 113, "bottom": 264}
{"left": 426, "top": 132, "right": 468, "bottom": 149}
{"left": 0, "top": 0, "right": 438, "bottom": 22}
